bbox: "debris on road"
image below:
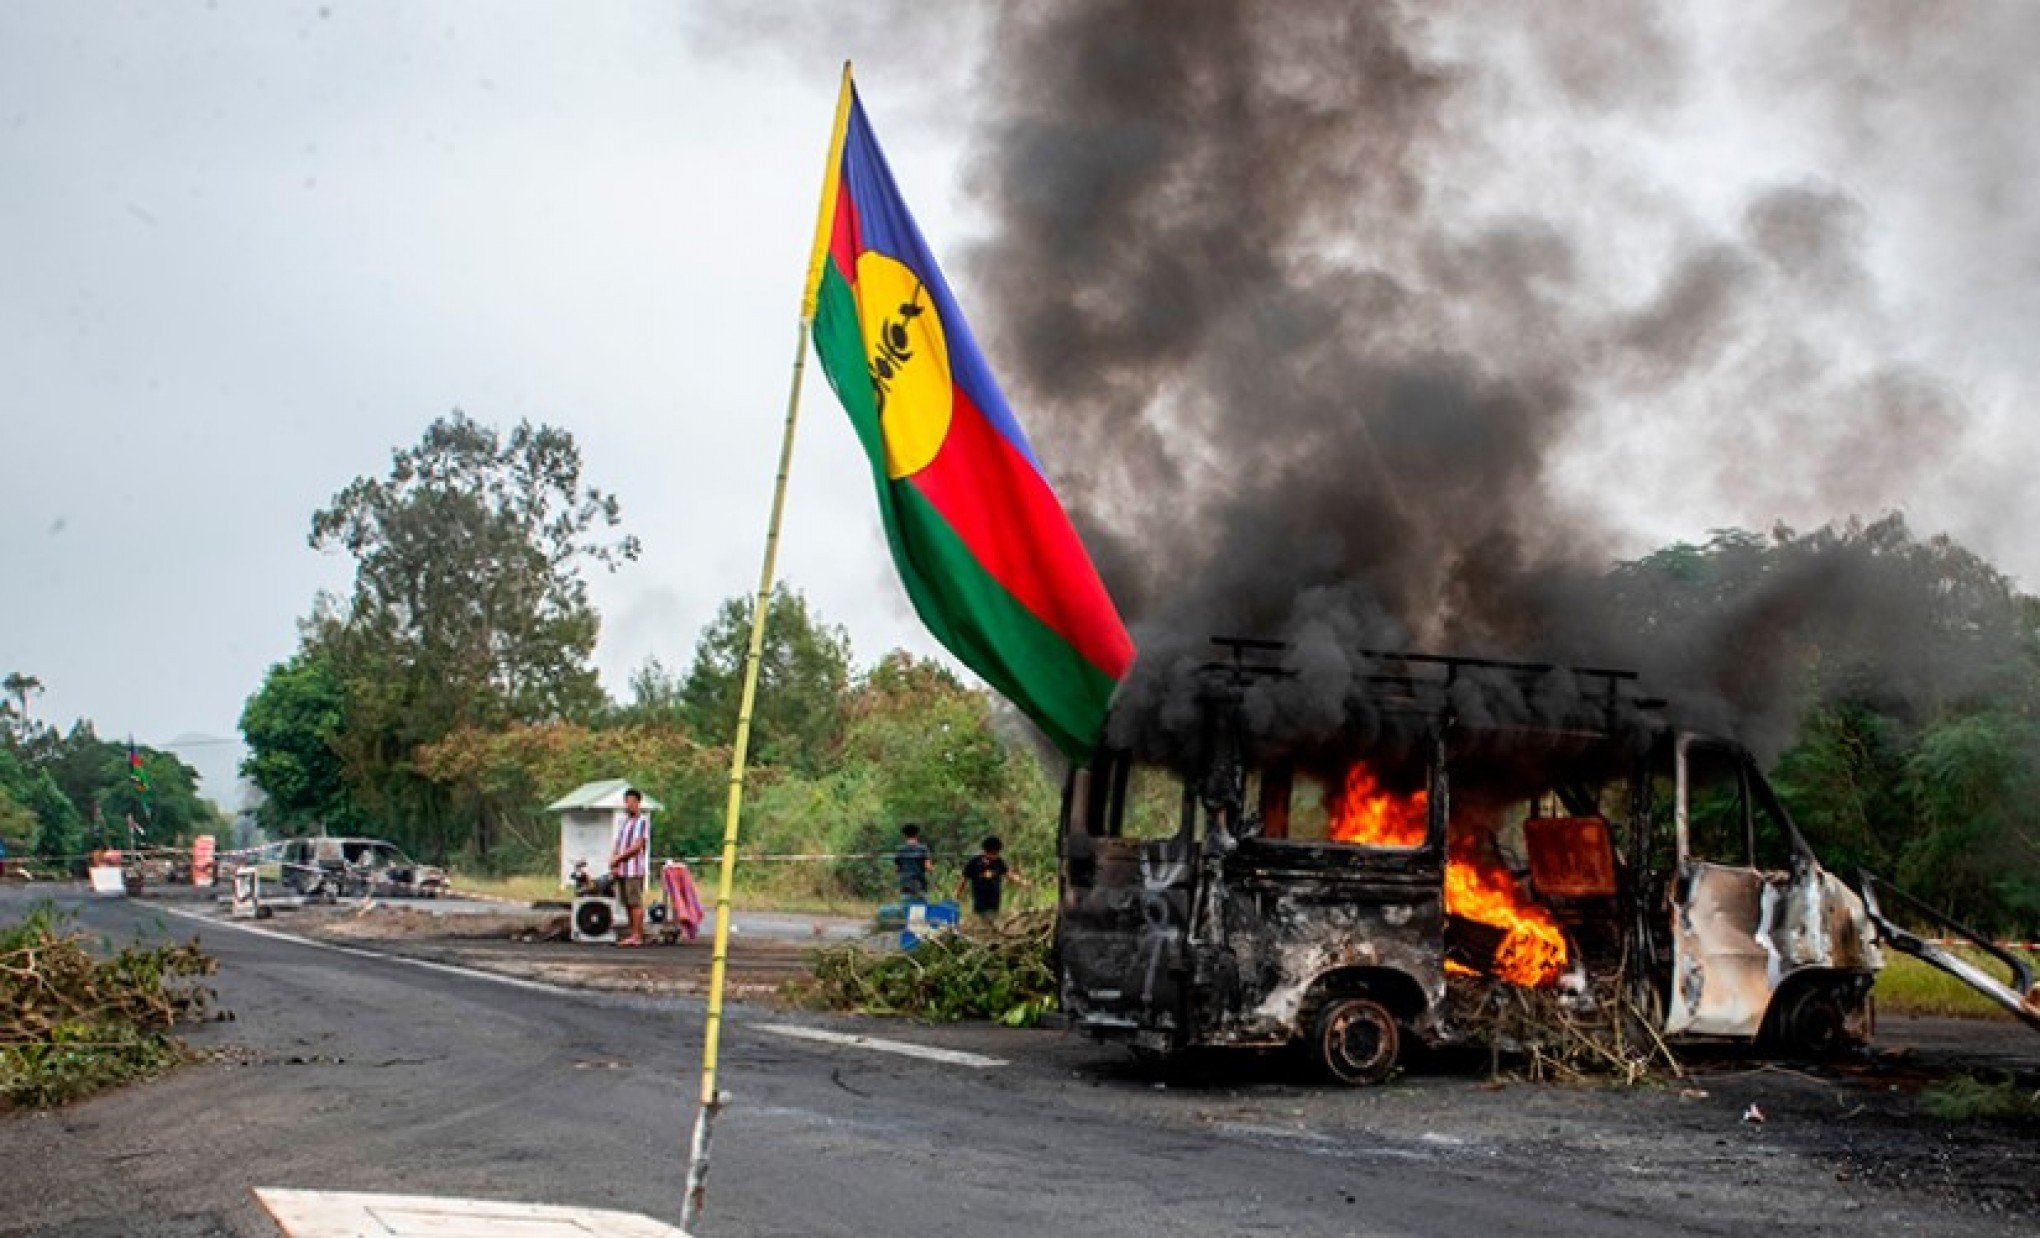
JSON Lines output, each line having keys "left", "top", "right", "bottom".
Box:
{"left": 788, "top": 911, "right": 1056, "bottom": 1025}
{"left": 0, "top": 904, "right": 217, "bottom": 1108}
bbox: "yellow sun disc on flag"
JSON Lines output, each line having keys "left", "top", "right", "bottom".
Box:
{"left": 855, "top": 251, "right": 953, "bottom": 479}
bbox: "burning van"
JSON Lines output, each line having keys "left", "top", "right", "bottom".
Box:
{"left": 1059, "top": 644, "right": 1919, "bottom": 1083}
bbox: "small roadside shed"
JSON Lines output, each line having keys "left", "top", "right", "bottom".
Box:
{"left": 547, "top": 779, "right": 664, "bottom": 888}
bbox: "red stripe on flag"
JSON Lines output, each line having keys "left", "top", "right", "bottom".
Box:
{"left": 829, "top": 180, "right": 862, "bottom": 289}
{"left": 907, "top": 387, "right": 1134, "bottom": 682}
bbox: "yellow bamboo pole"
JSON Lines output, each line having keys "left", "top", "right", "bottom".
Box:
{"left": 681, "top": 61, "right": 853, "bottom": 1232}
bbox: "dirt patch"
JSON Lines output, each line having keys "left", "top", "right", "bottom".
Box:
{"left": 274, "top": 901, "right": 825, "bottom": 1000}
{"left": 291, "top": 903, "right": 553, "bottom": 943}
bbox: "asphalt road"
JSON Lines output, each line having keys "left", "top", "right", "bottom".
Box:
{"left": 3, "top": 887, "right": 2035, "bottom": 1237}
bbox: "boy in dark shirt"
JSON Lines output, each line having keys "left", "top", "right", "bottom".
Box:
{"left": 894, "top": 823, "right": 932, "bottom": 901}
{"left": 956, "top": 835, "right": 1026, "bottom": 920}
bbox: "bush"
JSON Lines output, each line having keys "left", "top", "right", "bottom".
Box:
{"left": 785, "top": 911, "right": 1056, "bottom": 1026}
{"left": 0, "top": 905, "right": 217, "bottom": 1109}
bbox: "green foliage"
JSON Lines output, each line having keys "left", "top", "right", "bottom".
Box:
{"left": 310, "top": 411, "right": 638, "bottom": 730}
{"left": 681, "top": 585, "right": 851, "bottom": 775}
{"left": 413, "top": 722, "right": 726, "bottom": 874}
{"left": 788, "top": 912, "right": 1056, "bottom": 1024}
{"left": 1921, "top": 1074, "right": 2040, "bottom": 1124}
{"left": 1615, "top": 519, "right": 2040, "bottom": 935}
{"left": 0, "top": 786, "right": 37, "bottom": 854}
{"left": 0, "top": 748, "right": 81, "bottom": 860}
{"left": 1900, "top": 712, "right": 2040, "bottom": 927}
{"left": 0, "top": 906, "right": 217, "bottom": 1109}
{"left": 610, "top": 655, "right": 687, "bottom": 727}
{"left": 240, "top": 648, "right": 358, "bottom": 834}
{"left": 718, "top": 653, "right": 1062, "bottom": 905}
{"left": 258, "top": 412, "right": 637, "bottom": 859}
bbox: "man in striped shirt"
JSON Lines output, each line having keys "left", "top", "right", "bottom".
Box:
{"left": 609, "top": 787, "right": 651, "bottom": 947}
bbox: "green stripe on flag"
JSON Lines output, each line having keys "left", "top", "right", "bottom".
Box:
{"left": 812, "top": 262, "right": 1116, "bottom": 755}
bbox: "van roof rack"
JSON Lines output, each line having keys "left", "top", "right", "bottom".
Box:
{"left": 1203, "top": 637, "right": 1665, "bottom": 727}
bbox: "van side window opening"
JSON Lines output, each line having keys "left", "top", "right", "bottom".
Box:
{"left": 1255, "top": 757, "right": 1430, "bottom": 848}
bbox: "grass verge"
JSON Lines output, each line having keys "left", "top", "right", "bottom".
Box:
{"left": 1874, "top": 947, "right": 2038, "bottom": 1019}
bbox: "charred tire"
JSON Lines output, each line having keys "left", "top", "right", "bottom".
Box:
{"left": 1129, "top": 1043, "right": 1176, "bottom": 1068}
{"left": 1313, "top": 996, "right": 1400, "bottom": 1086}
{"left": 1771, "top": 984, "right": 1850, "bottom": 1058}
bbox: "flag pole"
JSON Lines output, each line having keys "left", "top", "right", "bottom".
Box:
{"left": 682, "top": 60, "right": 854, "bottom": 1232}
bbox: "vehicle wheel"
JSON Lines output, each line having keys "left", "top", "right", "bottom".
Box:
{"left": 1772, "top": 985, "right": 1849, "bottom": 1057}
{"left": 1313, "top": 996, "right": 1400, "bottom": 1086}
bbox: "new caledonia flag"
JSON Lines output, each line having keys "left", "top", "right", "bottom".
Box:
{"left": 801, "top": 70, "right": 1134, "bottom": 756}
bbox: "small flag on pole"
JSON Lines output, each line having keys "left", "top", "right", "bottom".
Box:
{"left": 127, "top": 741, "right": 150, "bottom": 831}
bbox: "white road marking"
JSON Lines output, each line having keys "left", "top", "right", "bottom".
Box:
{"left": 154, "top": 905, "right": 593, "bottom": 1001}
{"left": 155, "top": 907, "right": 1009, "bottom": 1069}
{"left": 755, "top": 1022, "right": 1008, "bottom": 1068}
{"left": 256, "top": 1187, "right": 689, "bottom": 1236}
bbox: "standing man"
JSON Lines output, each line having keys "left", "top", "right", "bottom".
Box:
{"left": 894, "top": 823, "right": 932, "bottom": 903}
{"left": 956, "top": 835, "right": 1026, "bottom": 922}
{"left": 609, "top": 787, "right": 651, "bottom": 947}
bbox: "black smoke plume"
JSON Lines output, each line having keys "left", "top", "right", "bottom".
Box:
{"left": 701, "top": 2, "right": 2031, "bottom": 761}
{"left": 948, "top": 2, "right": 2022, "bottom": 761}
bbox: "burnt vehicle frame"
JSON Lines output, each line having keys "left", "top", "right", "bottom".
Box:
{"left": 277, "top": 835, "right": 450, "bottom": 900}
{"left": 1057, "top": 643, "right": 1896, "bottom": 1082}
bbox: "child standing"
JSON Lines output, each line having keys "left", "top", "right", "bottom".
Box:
{"left": 956, "top": 835, "right": 1026, "bottom": 921}
{"left": 893, "top": 823, "right": 933, "bottom": 902}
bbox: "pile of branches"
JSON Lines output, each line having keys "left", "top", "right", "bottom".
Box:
{"left": 786, "top": 911, "right": 1056, "bottom": 1026}
{"left": 1449, "top": 973, "right": 1683, "bottom": 1086}
{"left": 0, "top": 906, "right": 218, "bottom": 1109}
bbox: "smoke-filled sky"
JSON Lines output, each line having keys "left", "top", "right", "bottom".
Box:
{"left": 5, "top": 2, "right": 2039, "bottom": 800}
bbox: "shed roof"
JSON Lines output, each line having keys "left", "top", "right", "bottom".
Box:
{"left": 546, "top": 778, "right": 665, "bottom": 813}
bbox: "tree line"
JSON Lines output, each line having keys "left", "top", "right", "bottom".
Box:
{"left": 239, "top": 413, "right": 1056, "bottom": 887}
{"left": 240, "top": 414, "right": 2040, "bottom": 930}
{"left": 0, "top": 673, "right": 218, "bottom": 863}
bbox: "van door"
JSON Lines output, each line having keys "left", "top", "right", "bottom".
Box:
{"left": 1058, "top": 755, "right": 1200, "bottom": 1040}
{"left": 1664, "top": 735, "right": 1776, "bottom": 1037}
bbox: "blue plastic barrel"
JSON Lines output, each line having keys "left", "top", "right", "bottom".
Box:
{"left": 900, "top": 900, "right": 960, "bottom": 949}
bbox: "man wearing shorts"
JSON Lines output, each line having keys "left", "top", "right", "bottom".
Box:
{"left": 609, "top": 787, "right": 651, "bottom": 946}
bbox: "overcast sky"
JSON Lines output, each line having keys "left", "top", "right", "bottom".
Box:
{"left": 0, "top": 3, "right": 972, "bottom": 800}
{"left": 5, "top": 3, "right": 2039, "bottom": 804}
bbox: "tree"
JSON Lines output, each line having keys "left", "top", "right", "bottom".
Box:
{"left": 0, "top": 748, "right": 81, "bottom": 861}
{"left": 680, "top": 585, "right": 852, "bottom": 774}
{"left": 311, "top": 411, "right": 638, "bottom": 729}
{"left": 239, "top": 649, "right": 358, "bottom": 834}
{"left": 0, "top": 671, "right": 52, "bottom": 757}
{"left": 821, "top": 653, "right": 1027, "bottom": 895}
{"left": 2, "top": 672, "right": 41, "bottom": 726}
{"left": 0, "top": 786, "right": 38, "bottom": 855}
{"left": 300, "top": 412, "right": 638, "bottom": 857}
{"left": 414, "top": 721, "right": 725, "bottom": 874}
{"left": 608, "top": 656, "right": 686, "bottom": 727}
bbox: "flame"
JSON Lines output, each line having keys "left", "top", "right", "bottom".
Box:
{"left": 1445, "top": 838, "right": 1569, "bottom": 988}
{"left": 1327, "top": 762, "right": 1569, "bottom": 988}
{"left": 1326, "top": 764, "right": 1429, "bottom": 847}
